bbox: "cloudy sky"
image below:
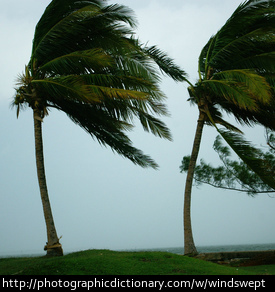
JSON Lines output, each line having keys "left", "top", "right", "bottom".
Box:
{"left": 1, "top": 0, "right": 275, "bottom": 257}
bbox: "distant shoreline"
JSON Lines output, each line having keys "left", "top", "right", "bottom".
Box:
{"left": 1, "top": 242, "right": 275, "bottom": 259}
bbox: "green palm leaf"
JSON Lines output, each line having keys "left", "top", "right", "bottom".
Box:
{"left": 203, "top": 69, "right": 272, "bottom": 111}
{"left": 144, "top": 45, "right": 189, "bottom": 82}
{"left": 50, "top": 98, "right": 159, "bottom": 168}
{"left": 39, "top": 49, "right": 114, "bottom": 75}
{"left": 199, "top": 0, "right": 275, "bottom": 79}
{"left": 217, "top": 129, "right": 275, "bottom": 189}
{"left": 31, "top": 2, "right": 136, "bottom": 71}
{"left": 237, "top": 51, "right": 275, "bottom": 74}
{"left": 213, "top": 70, "right": 271, "bottom": 103}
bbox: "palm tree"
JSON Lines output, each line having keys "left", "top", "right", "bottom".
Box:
{"left": 13, "top": 0, "right": 186, "bottom": 256}
{"left": 182, "top": 0, "right": 275, "bottom": 255}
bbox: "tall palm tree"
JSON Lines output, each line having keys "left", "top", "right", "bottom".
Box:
{"left": 183, "top": 0, "right": 275, "bottom": 255}
{"left": 13, "top": 0, "right": 186, "bottom": 256}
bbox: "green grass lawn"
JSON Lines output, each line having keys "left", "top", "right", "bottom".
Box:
{"left": 0, "top": 249, "right": 274, "bottom": 275}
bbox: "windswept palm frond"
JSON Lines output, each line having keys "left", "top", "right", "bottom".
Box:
{"left": 208, "top": 112, "right": 244, "bottom": 133}
{"left": 213, "top": 69, "right": 272, "bottom": 104}
{"left": 217, "top": 129, "right": 275, "bottom": 189}
{"left": 217, "top": 98, "right": 275, "bottom": 130}
{"left": 180, "top": 135, "right": 275, "bottom": 195}
{"left": 203, "top": 69, "right": 272, "bottom": 112}
{"left": 39, "top": 49, "right": 114, "bottom": 76}
{"left": 199, "top": 0, "right": 275, "bottom": 79}
{"left": 143, "top": 45, "right": 189, "bottom": 82}
{"left": 57, "top": 101, "right": 159, "bottom": 169}
{"left": 31, "top": 2, "right": 136, "bottom": 71}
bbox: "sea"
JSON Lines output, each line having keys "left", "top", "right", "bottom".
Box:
{"left": 1, "top": 243, "right": 275, "bottom": 258}
{"left": 124, "top": 243, "right": 275, "bottom": 255}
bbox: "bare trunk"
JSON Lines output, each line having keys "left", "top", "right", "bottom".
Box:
{"left": 184, "top": 110, "right": 205, "bottom": 255}
{"left": 33, "top": 109, "right": 63, "bottom": 256}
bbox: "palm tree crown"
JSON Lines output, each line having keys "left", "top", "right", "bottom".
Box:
{"left": 190, "top": 0, "right": 275, "bottom": 186}
{"left": 14, "top": 0, "right": 186, "bottom": 168}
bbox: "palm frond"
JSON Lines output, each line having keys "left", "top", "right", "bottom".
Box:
{"left": 218, "top": 129, "right": 275, "bottom": 189}
{"left": 114, "top": 53, "right": 161, "bottom": 83}
{"left": 201, "top": 104, "right": 243, "bottom": 133}
{"left": 208, "top": 29, "right": 275, "bottom": 73}
{"left": 39, "top": 49, "right": 114, "bottom": 76}
{"left": 217, "top": 96, "right": 275, "bottom": 130}
{"left": 214, "top": 70, "right": 271, "bottom": 100}
{"left": 204, "top": 79, "right": 260, "bottom": 111}
{"left": 199, "top": 0, "right": 275, "bottom": 78}
{"left": 211, "top": 116, "right": 243, "bottom": 133}
{"left": 32, "top": 1, "right": 100, "bottom": 50}
{"left": 209, "top": 69, "right": 272, "bottom": 108}
{"left": 138, "top": 112, "right": 172, "bottom": 141}
{"left": 31, "top": 1, "right": 136, "bottom": 71}
{"left": 32, "top": 76, "right": 153, "bottom": 105}
{"left": 143, "top": 45, "right": 188, "bottom": 82}
{"left": 232, "top": 51, "right": 275, "bottom": 76}
{"left": 101, "top": 3, "right": 137, "bottom": 29}
{"left": 49, "top": 99, "right": 159, "bottom": 169}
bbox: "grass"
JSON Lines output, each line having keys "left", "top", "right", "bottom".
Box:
{"left": 0, "top": 249, "right": 274, "bottom": 275}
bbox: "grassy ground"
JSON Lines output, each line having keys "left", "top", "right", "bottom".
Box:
{"left": 0, "top": 249, "right": 274, "bottom": 275}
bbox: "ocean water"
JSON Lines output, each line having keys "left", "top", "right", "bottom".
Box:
{"left": 130, "top": 243, "right": 275, "bottom": 255}
{"left": 1, "top": 243, "right": 275, "bottom": 258}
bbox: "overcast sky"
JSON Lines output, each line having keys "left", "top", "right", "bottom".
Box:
{"left": 1, "top": 0, "right": 275, "bottom": 257}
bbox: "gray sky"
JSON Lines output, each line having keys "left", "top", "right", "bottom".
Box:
{"left": 1, "top": 0, "right": 275, "bottom": 257}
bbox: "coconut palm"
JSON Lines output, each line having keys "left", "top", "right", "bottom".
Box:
{"left": 183, "top": 0, "right": 275, "bottom": 255}
{"left": 13, "top": 0, "right": 186, "bottom": 256}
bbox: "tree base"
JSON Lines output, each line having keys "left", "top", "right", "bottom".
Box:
{"left": 44, "top": 243, "right": 63, "bottom": 257}
{"left": 184, "top": 252, "right": 199, "bottom": 257}
{"left": 184, "top": 243, "right": 198, "bottom": 256}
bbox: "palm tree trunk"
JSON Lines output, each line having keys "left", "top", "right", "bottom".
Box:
{"left": 33, "top": 109, "right": 63, "bottom": 256}
{"left": 184, "top": 110, "right": 205, "bottom": 255}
